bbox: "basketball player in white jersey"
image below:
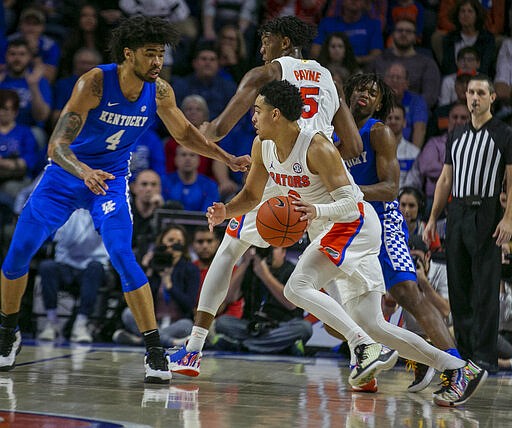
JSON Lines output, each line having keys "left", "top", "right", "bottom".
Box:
{"left": 169, "top": 16, "right": 363, "bottom": 374}
{"left": 207, "top": 80, "right": 487, "bottom": 406}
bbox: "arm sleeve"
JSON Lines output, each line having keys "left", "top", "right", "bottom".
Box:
{"left": 313, "top": 185, "right": 360, "bottom": 223}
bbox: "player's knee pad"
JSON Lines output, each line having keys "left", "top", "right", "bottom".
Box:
{"left": 2, "top": 221, "right": 50, "bottom": 279}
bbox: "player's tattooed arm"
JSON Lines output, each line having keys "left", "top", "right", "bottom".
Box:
{"left": 49, "top": 112, "right": 86, "bottom": 176}
{"left": 156, "top": 78, "right": 170, "bottom": 100}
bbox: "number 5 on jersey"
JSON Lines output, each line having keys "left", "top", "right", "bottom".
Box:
{"left": 300, "top": 87, "right": 319, "bottom": 119}
{"left": 106, "top": 130, "right": 125, "bottom": 150}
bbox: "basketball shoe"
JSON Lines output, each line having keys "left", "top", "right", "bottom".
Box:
{"left": 432, "top": 360, "right": 487, "bottom": 407}
{"left": 0, "top": 327, "right": 21, "bottom": 372}
{"left": 406, "top": 360, "right": 436, "bottom": 393}
{"left": 349, "top": 343, "right": 398, "bottom": 387}
{"left": 169, "top": 345, "right": 202, "bottom": 377}
{"left": 144, "top": 347, "right": 172, "bottom": 384}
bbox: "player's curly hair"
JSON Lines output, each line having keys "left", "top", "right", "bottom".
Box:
{"left": 344, "top": 73, "right": 396, "bottom": 120}
{"left": 258, "top": 16, "right": 317, "bottom": 48}
{"left": 109, "top": 16, "right": 180, "bottom": 64}
{"left": 259, "top": 80, "right": 303, "bottom": 121}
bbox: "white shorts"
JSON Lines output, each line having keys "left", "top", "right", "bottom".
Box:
{"left": 318, "top": 201, "right": 385, "bottom": 304}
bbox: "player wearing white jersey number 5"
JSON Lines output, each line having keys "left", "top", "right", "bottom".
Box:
{"left": 169, "top": 15, "right": 363, "bottom": 375}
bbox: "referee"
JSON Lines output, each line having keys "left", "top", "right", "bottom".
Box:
{"left": 424, "top": 74, "right": 512, "bottom": 374}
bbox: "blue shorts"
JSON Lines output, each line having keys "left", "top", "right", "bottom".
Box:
{"left": 378, "top": 209, "right": 417, "bottom": 290}
{"left": 21, "top": 163, "right": 132, "bottom": 234}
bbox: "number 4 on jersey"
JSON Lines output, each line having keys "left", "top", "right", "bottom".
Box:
{"left": 105, "top": 130, "right": 125, "bottom": 150}
{"left": 300, "top": 87, "right": 319, "bottom": 119}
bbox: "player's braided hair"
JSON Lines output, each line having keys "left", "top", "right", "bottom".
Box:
{"left": 258, "top": 16, "right": 317, "bottom": 48}
{"left": 109, "top": 16, "right": 180, "bottom": 64}
{"left": 259, "top": 80, "right": 304, "bottom": 121}
{"left": 344, "top": 73, "right": 396, "bottom": 120}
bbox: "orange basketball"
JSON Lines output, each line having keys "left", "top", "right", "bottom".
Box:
{"left": 256, "top": 196, "right": 307, "bottom": 247}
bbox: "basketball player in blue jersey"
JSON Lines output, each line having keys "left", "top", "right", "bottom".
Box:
{"left": 343, "top": 73, "right": 486, "bottom": 400}
{"left": 169, "top": 16, "right": 364, "bottom": 376}
{"left": 0, "top": 16, "right": 250, "bottom": 384}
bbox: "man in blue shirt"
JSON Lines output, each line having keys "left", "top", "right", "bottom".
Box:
{"left": 162, "top": 145, "right": 220, "bottom": 212}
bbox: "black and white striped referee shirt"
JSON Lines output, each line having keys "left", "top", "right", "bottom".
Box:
{"left": 445, "top": 117, "right": 512, "bottom": 198}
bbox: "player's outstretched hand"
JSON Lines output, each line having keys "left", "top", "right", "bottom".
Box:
{"left": 83, "top": 169, "right": 115, "bottom": 195}
{"left": 422, "top": 219, "right": 437, "bottom": 246}
{"left": 206, "top": 202, "right": 226, "bottom": 232}
{"left": 227, "top": 155, "right": 251, "bottom": 172}
{"left": 290, "top": 194, "right": 316, "bottom": 223}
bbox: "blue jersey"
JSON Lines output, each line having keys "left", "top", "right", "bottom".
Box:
{"left": 345, "top": 117, "right": 399, "bottom": 217}
{"left": 345, "top": 117, "right": 416, "bottom": 288}
{"left": 65, "top": 63, "right": 157, "bottom": 177}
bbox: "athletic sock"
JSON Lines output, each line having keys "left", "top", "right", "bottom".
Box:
{"left": 142, "top": 329, "right": 161, "bottom": 350}
{"left": 0, "top": 312, "right": 19, "bottom": 330}
{"left": 186, "top": 326, "right": 209, "bottom": 352}
{"left": 444, "top": 347, "right": 462, "bottom": 359}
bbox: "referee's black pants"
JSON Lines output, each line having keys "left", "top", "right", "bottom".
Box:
{"left": 446, "top": 197, "right": 501, "bottom": 368}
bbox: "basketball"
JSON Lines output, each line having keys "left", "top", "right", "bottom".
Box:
{"left": 256, "top": 196, "right": 307, "bottom": 247}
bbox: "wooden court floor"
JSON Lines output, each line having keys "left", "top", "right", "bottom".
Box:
{"left": 0, "top": 341, "right": 510, "bottom": 427}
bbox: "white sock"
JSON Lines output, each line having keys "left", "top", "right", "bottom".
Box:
{"left": 186, "top": 326, "right": 209, "bottom": 352}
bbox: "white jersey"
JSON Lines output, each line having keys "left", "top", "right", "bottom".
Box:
{"left": 274, "top": 56, "right": 340, "bottom": 140}
{"left": 261, "top": 128, "right": 364, "bottom": 239}
{"left": 226, "top": 57, "right": 341, "bottom": 246}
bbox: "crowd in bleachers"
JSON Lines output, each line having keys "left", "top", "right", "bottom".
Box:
{"left": 1, "top": 1, "right": 512, "bottom": 365}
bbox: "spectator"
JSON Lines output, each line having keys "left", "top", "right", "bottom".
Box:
{"left": 311, "top": 0, "right": 383, "bottom": 66}
{"left": 165, "top": 94, "right": 215, "bottom": 178}
{"left": 0, "top": 38, "right": 52, "bottom": 132}
{"left": 8, "top": 6, "right": 61, "bottom": 83}
{"left": 494, "top": 38, "right": 512, "bottom": 104}
{"left": 316, "top": 32, "right": 360, "bottom": 84}
{"left": 429, "top": 72, "right": 472, "bottom": 138}
{"left": 172, "top": 40, "right": 238, "bottom": 119}
{"left": 263, "top": 0, "right": 326, "bottom": 26}
{"left": 385, "top": 105, "right": 420, "bottom": 187}
{"left": 438, "top": 46, "right": 479, "bottom": 107}
{"left": 213, "top": 246, "right": 312, "bottom": 356}
{"left": 440, "top": 0, "right": 496, "bottom": 76}
{"left": 118, "top": 0, "right": 198, "bottom": 80}
{"left": 130, "top": 169, "right": 164, "bottom": 262}
{"left": 384, "top": 62, "right": 428, "bottom": 148}
{"left": 424, "top": 74, "right": 512, "bottom": 374}
{"left": 0, "top": 89, "right": 38, "bottom": 212}
{"left": 386, "top": 0, "right": 424, "bottom": 43}
{"left": 202, "top": 0, "right": 259, "bottom": 59}
{"left": 407, "top": 102, "right": 470, "bottom": 215}
{"left": 216, "top": 24, "right": 251, "bottom": 84}
{"left": 51, "top": 47, "right": 102, "bottom": 127}
{"left": 435, "top": 0, "right": 505, "bottom": 36}
{"left": 367, "top": 18, "right": 441, "bottom": 109}
{"left": 130, "top": 129, "right": 166, "bottom": 182}
{"left": 113, "top": 224, "right": 200, "bottom": 347}
{"left": 162, "top": 145, "right": 220, "bottom": 212}
{"left": 399, "top": 186, "right": 442, "bottom": 252}
{"left": 37, "top": 209, "right": 109, "bottom": 343}
{"left": 58, "top": 3, "right": 109, "bottom": 79}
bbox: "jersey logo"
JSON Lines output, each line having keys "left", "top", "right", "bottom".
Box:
{"left": 228, "top": 218, "right": 240, "bottom": 230}
{"left": 102, "top": 200, "right": 116, "bottom": 215}
{"left": 292, "top": 162, "right": 303, "bottom": 173}
{"left": 324, "top": 246, "right": 340, "bottom": 259}
{"left": 269, "top": 161, "right": 274, "bottom": 170}
{"left": 107, "top": 102, "right": 120, "bottom": 107}
{"left": 141, "top": 105, "right": 147, "bottom": 112}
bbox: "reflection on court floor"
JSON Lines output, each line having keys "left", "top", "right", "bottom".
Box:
{"left": 0, "top": 342, "right": 510, "bottom": 427}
